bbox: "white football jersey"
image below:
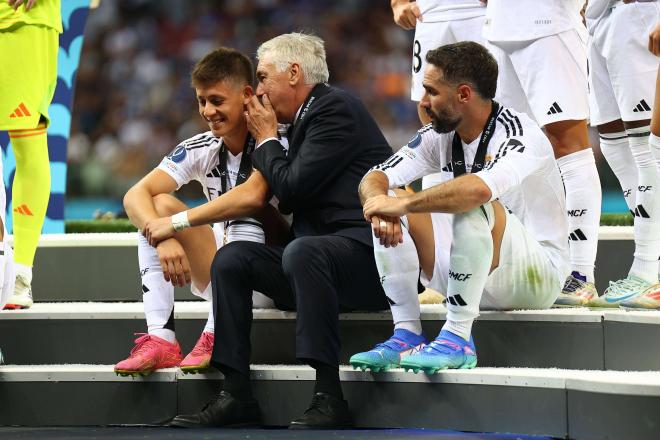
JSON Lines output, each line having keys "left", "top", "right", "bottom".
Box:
{"left": 484, "top": 0, "right": 585, "bottom": 42}
{"left": 585, "top": 0, "right": 615, "bottom": 32}
{"left": 158, "top": 131, "right": 288, "bottom": 244}
{"left": 417, "top": 0, "right": 485, "bottom": 22}
{"left": 369, "top": 105, "right": 569, "bottom": 274}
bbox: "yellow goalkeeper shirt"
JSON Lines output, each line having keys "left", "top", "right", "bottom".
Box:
{"left": 0, "top": 0, "right": 62, "bottom": 33}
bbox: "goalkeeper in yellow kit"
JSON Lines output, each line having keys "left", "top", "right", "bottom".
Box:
{"left": 0, "top": 0, "right": 61, "bottom": 309}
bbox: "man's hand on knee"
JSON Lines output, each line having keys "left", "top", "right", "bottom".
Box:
{"left": 144, "top": 216, "right": 178, "bottom": 246}
{"left": 369, "top": 215, "right": 403, "bottom": 248}
{"left": 156, "top": 238, "right": 192, "bottom": 287}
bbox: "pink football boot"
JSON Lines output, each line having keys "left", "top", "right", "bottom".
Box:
{"left": 180, "top": 331, "right": 214, "bottom": 374}
{"left": 114, "top": 333, "right": 183, "bottom": 377}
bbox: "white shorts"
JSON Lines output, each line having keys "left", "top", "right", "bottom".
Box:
{"left": 411, "top": 12, "right": 486, "bottom": 101}
{"left": 191, "top": 224, "right": 274, "bottom": 308}
{"left": 588, "top": 2, "right": 659, "bottom": 125}
{"left": 426, "top": 205, "right": 563, "bottom": 310}
{"left": 488, "top": 29, "right": 589, "bottom": 127}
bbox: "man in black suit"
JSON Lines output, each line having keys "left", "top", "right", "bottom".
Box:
{"left": 149, "top": 33, "right": 393, "bottom": 429}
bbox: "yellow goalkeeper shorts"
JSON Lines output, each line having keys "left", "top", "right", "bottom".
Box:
{"left": 0, "top": 23, "right": 58, "bottom": 130}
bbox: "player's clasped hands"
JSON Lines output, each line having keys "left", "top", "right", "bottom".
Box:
{"left": 363, "top": 194, "right": 410, "bottom": 247}
{"left": 245, "top": 94, "right": 278, "bottom": 145}
{"left": 143, "top": 217, "right": 176, "bottom": 247}
{"left": 155, "top": 238, "right": 192, "bottom": 287}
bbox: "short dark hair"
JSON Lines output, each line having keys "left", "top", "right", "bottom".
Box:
{"left": 425, "top": 42, "right": 498, "bottom": 99}
{"left": 191, "top": 47, "right": 254, "bottom": 88}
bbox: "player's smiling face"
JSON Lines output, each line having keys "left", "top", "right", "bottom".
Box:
{"left": 420, "top": 64, "right": 462, "bottom": 134}
{"left": 195, "top": 80, "right": 251, "bottom": 138}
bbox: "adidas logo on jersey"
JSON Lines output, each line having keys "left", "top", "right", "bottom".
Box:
{"left": 8, "top": 103, "right": 31, "bottom": 119}
{"left": 568, "top": 229, "right": 587, "bottom": 241}
{"left": 206, "top": 165, "right": 224, "bottom": 178}
{"left": 546, "top": 102, "right": 563, "bottom": 115}
{"left": 632, "top": 99, "right": 652, "bottom": 113}
{"left": 13, "top": 204, "right": 33, "bottom": 216}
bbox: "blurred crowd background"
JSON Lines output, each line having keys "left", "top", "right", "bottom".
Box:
{"left": 66, "top": 0, "right": 623, "bottom": 216}
{"left": 67, "top": 0, "right": 418, "bottom": 205}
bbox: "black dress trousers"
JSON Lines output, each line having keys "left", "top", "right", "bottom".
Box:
{"left": 210, "top": 235, "right": 389, "bottom": 376}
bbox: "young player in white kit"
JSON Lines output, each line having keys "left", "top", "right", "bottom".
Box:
{"left": 583, "top": 0, "right": 660, "bottom": 308}
{"left": 114, "top": 48, "right": 283, "bottom": 376}
{"left": 350, "top": 42, "right": 569, "bottom": 373}
{"left": 484, "top": 0, "right": 602, "bottom": 307}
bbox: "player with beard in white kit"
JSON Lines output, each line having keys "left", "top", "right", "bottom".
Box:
{"left": 115, "top": 48, "right": 285, "bottom": 376}
{"left": 351, "top": 42, "right": 569, "bottom": 373}
{"left": 484, "top": 0, "right": 602, "bottom": 307}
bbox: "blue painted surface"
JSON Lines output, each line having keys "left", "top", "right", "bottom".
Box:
{"left": 0, "top": 1, "right": 90, "bottom": 234}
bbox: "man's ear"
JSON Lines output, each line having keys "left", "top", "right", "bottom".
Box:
{"left": 289, "top": 62, "right": 302, "bottom": 86}
{"left": 457, "top": 84, "right": 471, "bottom": 104}
{"left": 243, "top": 85, "right": 254, "bottom": 104}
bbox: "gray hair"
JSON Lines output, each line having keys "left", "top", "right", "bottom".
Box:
{"left": 256, "top": 32, "right": 330, "bottom": 85}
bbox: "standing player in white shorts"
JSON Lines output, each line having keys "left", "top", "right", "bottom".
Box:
{"left": 114, "top": 48, "right": 284, "bottom": 376}
{"left": 350, "top": 42, "right": 569, "bottom": 373}
{"left": 484, "top": 1, "right": 602, "bottom": 307}
{"left": 393, "top": 0, "right": 486, "bottom": 125}
{"left": 583, "top": 0, "right": 660, "bottom": 308}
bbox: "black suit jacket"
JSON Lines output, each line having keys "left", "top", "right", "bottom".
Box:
{"left": 251, "top": 83, "right": 393, "bottom": 247}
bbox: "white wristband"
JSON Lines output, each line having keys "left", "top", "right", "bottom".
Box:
{"left": 171, "top": 211, "right": 190, "bottom": 232}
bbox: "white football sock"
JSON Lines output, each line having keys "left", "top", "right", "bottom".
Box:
{"left": 652, "top": 132, "right": 660, "bottom": 171}
{"left": 441, "top": 204, "right": 494, "bottom": 342}
{"left": 138, "top": 234, "right": 176, "bottom": 342}
{"left": 204, "top": 304, "right": 215, "bottom": 334}
{"left": 557, "top": 148, "right": 602, "bottom": 283}
{"left": 628, "top": 126, "right": 660, "bottom": 283}
{"left": 599, "top": 132, "right": 637, "bottom": 213}
{"left": 373, "top": 213, "right": 422, "bottom": 336}
{"left": 650, "top": 133, "right": 660, "bottom": 279}
{"left": 14, "top": 262, "right": 32, "bottom": 284}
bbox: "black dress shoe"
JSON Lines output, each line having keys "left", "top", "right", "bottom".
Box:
{"left": 289, "top": 392, "right": 353, "bottom": 429}
{"left": 168, "top": 390, "right": 261, "bottom": 428}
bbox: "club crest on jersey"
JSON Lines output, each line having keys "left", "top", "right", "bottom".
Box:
{"left": 407, "top": 132, "right": 422, "bottom": 149}
{"left": 167, "top": 145, "right": 187, "bottom": 163}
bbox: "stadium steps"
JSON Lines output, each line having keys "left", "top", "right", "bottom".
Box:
{"left": 28, "top": 229, "right": 634, "bottom": 301}
{"left": 2, "top": 303, "right": 660, "bottom": 370}
{"left": 1, "top": 364, "right": 659, "bottom": 439}
{"left": 2, "top": 230, "right": 660, "bottom": 437}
